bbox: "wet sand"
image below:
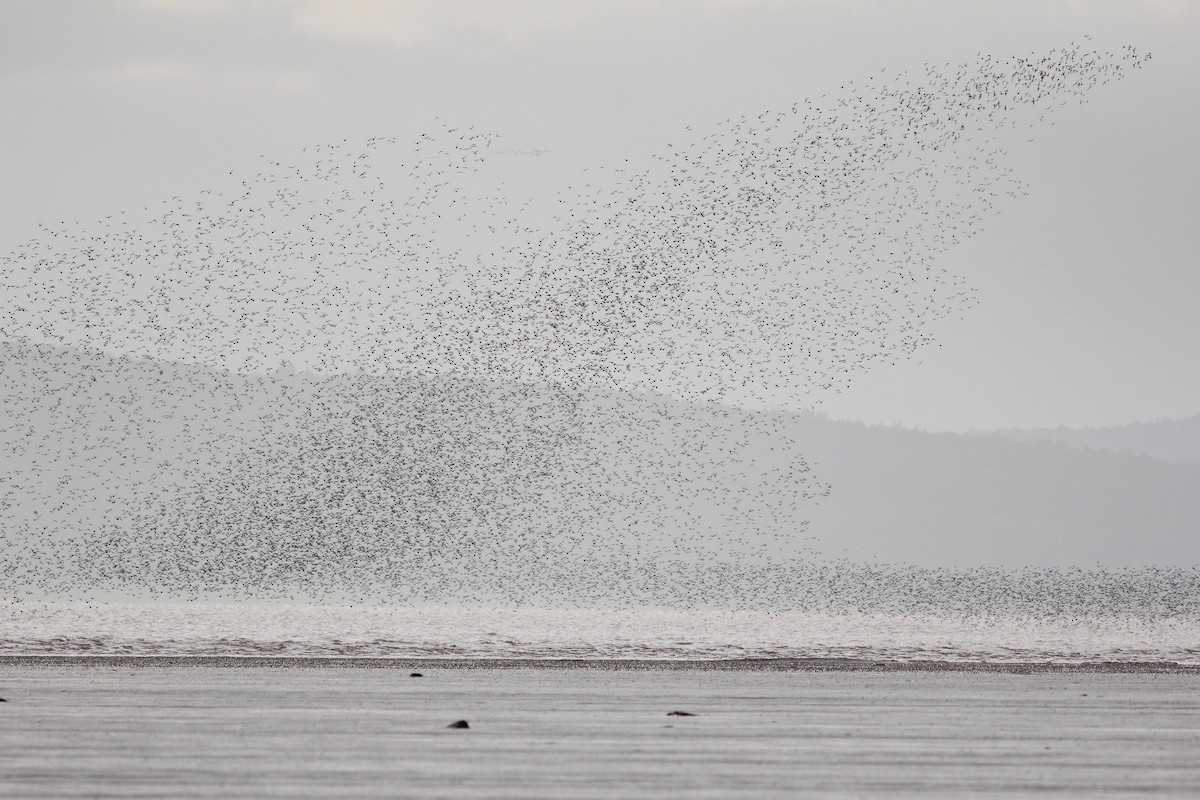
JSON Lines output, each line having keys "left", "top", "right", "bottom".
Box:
{"left": 2, "top": 658, "right": 1198, "bottom": 798}
{"left": 4, "top": 654, "right": 1200, "bottom": 672}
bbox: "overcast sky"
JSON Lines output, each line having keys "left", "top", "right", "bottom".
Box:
{"left": 2, "top": 0, "right": 1197, "bottom": 431}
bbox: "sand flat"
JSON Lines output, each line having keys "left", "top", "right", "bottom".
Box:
{"left": 1, "top": 660, "right": 1198, "bottom": 798}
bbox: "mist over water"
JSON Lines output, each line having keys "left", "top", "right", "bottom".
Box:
{"left": 3, "top": 42, "right": 1192, "bottom": 649}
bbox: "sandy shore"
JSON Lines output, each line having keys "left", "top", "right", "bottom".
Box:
{"left": 2, "top": 660, "right": 1198, "bottom": 798}
{"left": 3, "top": 654, "right": 1200, "bottom": 672}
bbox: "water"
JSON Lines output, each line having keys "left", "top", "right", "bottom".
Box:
{"left": 4, "top": 603, "right": 1197, "bottom": 664}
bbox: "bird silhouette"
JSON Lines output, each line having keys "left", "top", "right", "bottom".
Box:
{"left": 0, "top": 42, "right": 1172, "bottom": 617}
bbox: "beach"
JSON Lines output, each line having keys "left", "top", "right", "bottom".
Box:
{"left": 2, "top": 658, "right": 1198, "bottom": 798}
{"left": 2, "top": 5, "right": 1197, "bottom": 798}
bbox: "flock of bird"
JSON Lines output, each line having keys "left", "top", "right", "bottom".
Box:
{"left": 2, "top": 42, "right": 1174, "bottom": 614}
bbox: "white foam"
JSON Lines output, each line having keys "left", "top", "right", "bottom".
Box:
{"left": 3, "top": 602, "right": 1196, "bottom": 663}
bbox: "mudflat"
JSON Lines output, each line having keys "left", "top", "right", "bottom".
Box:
{"left": 2, "top": 660, "right": 1198, "bottom": 798}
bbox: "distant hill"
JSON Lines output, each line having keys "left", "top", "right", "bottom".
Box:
{"left": 786, "top": 415, "right": 1199, "bottom": 568}
{"left": 0, "top": 338, "right": 826, "bottom": 601}
{"left": 976, "top": 416, "right": 1200, "bottom": 464}
{"left": 3, "top": 339, "right": 1197, "bottom": 607}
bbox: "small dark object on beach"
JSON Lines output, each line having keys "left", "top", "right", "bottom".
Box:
{"left": 410, "top": 672, "right": 423, "bottom": 677}
{"left": 666, "top": 711, "right": 696, "bottom": 717}
{"left": 0, "top": 698, "right": 6, "bottom": 702}
{"left": 447, "top": 720, "right": 470, "bottom": 729}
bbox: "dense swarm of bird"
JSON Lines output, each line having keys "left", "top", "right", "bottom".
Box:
{"left": 1, "top": 42, "right": 1174, "bottom": 614}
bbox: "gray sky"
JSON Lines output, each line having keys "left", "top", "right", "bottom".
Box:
{"left": 2, "top": 0, "right": 1197, "bottom": 431}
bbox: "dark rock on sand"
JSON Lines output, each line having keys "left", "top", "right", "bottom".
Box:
{"left": 410, "top": 673, "right": 423, "bottom": 677}
{"left": 666, "top": 711, "right": 696, "bottom": 716}
{"left": 447, "top": 720, "right": 470, "bottom": 729}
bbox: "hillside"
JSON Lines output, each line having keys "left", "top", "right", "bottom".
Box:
{"left": 792, "top": 416, "right": 1199, "bottom": 568}
{"left": 978, "top": 416, "right": 1200, "bottom": 464}
{"left": 3, "top": 339, "right": 1197, "bottom": 605}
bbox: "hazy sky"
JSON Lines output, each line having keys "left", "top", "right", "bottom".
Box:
{"left": 2, "top": 0, "right": 1197, "bottom": 431}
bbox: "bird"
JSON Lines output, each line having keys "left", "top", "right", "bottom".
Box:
{"left": 0, "top": 41, "right": 1167, "bottom": 623}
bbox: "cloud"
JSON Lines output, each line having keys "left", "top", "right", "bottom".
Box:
{"left": 291, "top": 0, "right": 608, "bottom": 47}
{"left": 1058, "top": 0, "right": 1195, "bottom": 15}
{"left": 124, "top": 0, "right": 271, "bottom": 12}
{"left": 1131, "top": 0, "right": 1194, "bottom": 14}
{"left": 121, "top": 0, "right": 1197, "bottom": 53}
{"left": 288, "top": 0, "right": 778, "bottom": 49}
{"left": 89, "top": 60, "right": 316, "bottom": 92}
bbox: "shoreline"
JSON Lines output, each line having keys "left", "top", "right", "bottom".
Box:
{"left": 3, "top": 654, "right": 1197, "bottom": 673}
{"left": 8, "top": 656, "right": 1196, "bottom": 797}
